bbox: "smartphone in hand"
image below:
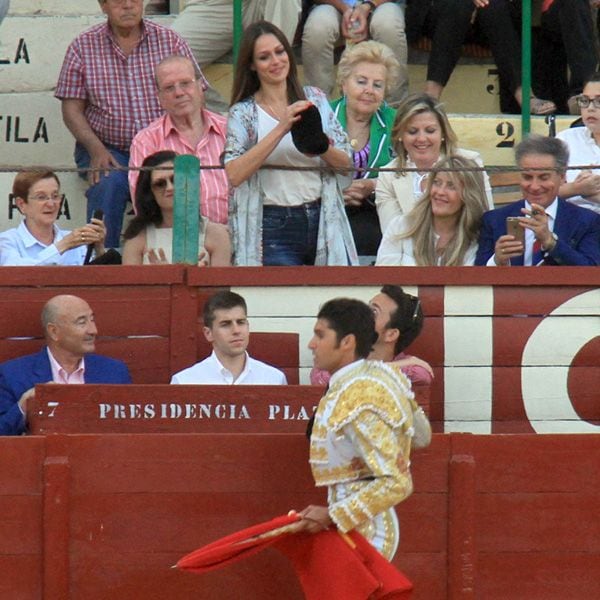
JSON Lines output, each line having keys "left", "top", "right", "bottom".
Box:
{"left": 506, "top": 216, "right": 524, "bottom": 251}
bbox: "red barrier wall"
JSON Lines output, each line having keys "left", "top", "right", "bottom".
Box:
{"left": 27, "top": 385, "right": 430, "bottom": 435}
{"left": 1, "top": 266, "right": 598, "bottom": 433}
{"left": 1, "top": 433, "right": 598, "bottom": 600}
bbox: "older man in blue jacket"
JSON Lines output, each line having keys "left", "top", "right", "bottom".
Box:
{"left": 476, "top": 134, "right": 600, "bottom": 267}
{"left": 0, "top": 294, "right": 131, "bottom": 435}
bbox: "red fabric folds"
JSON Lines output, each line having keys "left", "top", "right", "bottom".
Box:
{"left": 176, "top": 513, "right": 413, "bottom": 600}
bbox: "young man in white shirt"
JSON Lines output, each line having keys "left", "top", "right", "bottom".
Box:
{"left": 170, "top": 291, "right": 287, "bottom": 385}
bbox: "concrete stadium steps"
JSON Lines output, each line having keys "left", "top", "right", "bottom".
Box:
{"left": 0, "top": 98, "right": 579, "bottom": 231}
{"left": 0, "top": 15, "right": 174, "bottom": 93}
{"left": 1, "top": 15, "right": 104, "bottom": 93}
{"left": 0, "top": 89, "right": 577, "bottom": 170}
{"left": 205, "top": 63, "right": 507, "bottom": 115}
{"left": 448, "top": 114, "right": 574, "bottom": 165}
{"left": 0, "top": 8, "right": 173, "bottom": 232}
{"left": 1, "top": 92, "right": 72, "bottom": 166}
{"left": 5, "top": 0, "right": 103, "bottom": 16}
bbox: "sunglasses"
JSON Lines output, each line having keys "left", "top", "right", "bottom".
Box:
{"left": 409, "top": 295, "right": 421, "bottom": 322}
{"left": 151, "top": 174, "right": 175, "bottom": 190}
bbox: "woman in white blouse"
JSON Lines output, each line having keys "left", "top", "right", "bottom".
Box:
{"left": 376, "top": 155, "right": 488, "bottom": 266}
{"left": 0, "top": 169, "right": 106, "bottom": 266}
{"left": 223, "top": 21, "right": 356, "bottom": 266}
{"left": 375, "top": 93, "right": 493, "bottom": 235}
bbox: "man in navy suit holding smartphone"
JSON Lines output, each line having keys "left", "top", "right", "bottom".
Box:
{"left": 475, "top": 134, "right": 600, "bottom": 266}
{"left": 0, "top": 295, "right": 131, "bottom": 435}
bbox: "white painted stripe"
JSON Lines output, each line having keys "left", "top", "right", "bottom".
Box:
{"left": 443, "top": 286, "right": 493, "bottom": 433}
{"left": 522, "top": 289, "right": 600, "bottom": 434}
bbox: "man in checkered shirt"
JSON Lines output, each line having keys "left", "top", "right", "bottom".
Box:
{"left": 55, "top": 0, "right": 205, "bottom": 248}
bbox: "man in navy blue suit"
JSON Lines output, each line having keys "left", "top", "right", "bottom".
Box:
{"left": 0, "top": 294, "right": 131, "bottom": 435}
{"left": 475, "top": 134, "right": 600, "bottom": 266}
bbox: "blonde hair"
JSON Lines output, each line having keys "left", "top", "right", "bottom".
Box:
{"left": 336, "top": 40, "right": 400, "bottom": 99}
{"left": 392, "top": 156, "right": 488, "bottom": 266}
{"left": 391, "top": 93, "right": 458, "bottom": 170}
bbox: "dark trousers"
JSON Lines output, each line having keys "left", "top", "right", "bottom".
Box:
{"left": 74, "top": 143, "right": 131, "bottom": 249}
{"left": 346, "top": 201, "right": 382, "bottom": 257}
{"left": 534, "top": 0, "right": 598, "bottom": 111}
{"left": 408, "top": 0, "right": 522, "bottom": 103}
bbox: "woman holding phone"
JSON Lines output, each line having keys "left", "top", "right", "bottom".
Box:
{"left": 0, "top": 168, "right": 106, "bottom": 266}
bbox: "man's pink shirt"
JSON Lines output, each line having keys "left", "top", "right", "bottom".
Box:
{"left": 129, "top": 109, "right": 229, "bottom": 224}
{"left": 310, "top": 352, "right": 433, "bottom": 387}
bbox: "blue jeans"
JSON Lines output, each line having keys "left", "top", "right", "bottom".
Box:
{"left": 74, "top": 143, "right": 131, "bottom": 248}
{"left": 262, "top": 201, "right": 321, "bottom": 266}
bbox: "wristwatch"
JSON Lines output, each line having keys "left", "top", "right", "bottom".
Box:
{"left": 543, "top": 232, "right": 558, "bottom": 252}
{"left": 361, "top": 0, "right": 377, "bottom": 12}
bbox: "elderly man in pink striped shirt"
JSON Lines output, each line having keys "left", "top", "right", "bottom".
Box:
{"left": 129, "top": 55, "right": 229, "bottom": 225}
{"left": 55, "top": 0, "right": 203, "bottom": 248}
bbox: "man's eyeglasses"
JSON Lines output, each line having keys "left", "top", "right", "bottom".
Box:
{"left": 151, "top": 175, "right": 175, "bottom": 190}
{"left": 159, "top": 79, "right": 196, "bottom": 95}
{"left": 575, "top": 95, "right": 600, "bottom": 109}
{"left": 106, "top": 0, "right": 142, "bottom": 6}
{"left": 28, "top": 193, "right": 64, "bottom": 203}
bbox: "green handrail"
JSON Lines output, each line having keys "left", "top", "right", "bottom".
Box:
{"left": 172, "top": 154, "right": 200, "bottom": 265}
{"left": 233, "top": 0, "right": 243, "bottom": 71}
{"left": 521, "top": 0, "right": 532, "bottom": 135}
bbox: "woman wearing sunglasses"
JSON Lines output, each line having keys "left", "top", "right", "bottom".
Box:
{"left": 0, "top": 168, "right": 106, "bottom": 265}
{"left": 122, "top": 151, "right": 231, "bottom": 265}
{"left": 557, "top": 72, "right": 600, "bottom": 216}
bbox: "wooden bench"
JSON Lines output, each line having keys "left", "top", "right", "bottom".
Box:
{"left": 0, "top": 268, "right": 303, "bottom": 386}
{"left": 490, "top": 169, "right": 522, "bottom": 206}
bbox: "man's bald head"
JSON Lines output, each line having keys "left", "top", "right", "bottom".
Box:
{"left": 42, "top": 295, "right": 98, "bottom": 357}
{"left": 42, "top": 295, "right": 86, "bottom": 329}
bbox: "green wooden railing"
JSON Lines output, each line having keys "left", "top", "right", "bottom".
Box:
{"left": 521, "top": 0, "right": 532, "bottom": 135}
{"left": 170, "top": 0, "right": 244, "bottom": 263}
{"left": 233, "top": 0, "right": 243, "bottom": 70}
{"left": 172, "top": 154, "right": 200, "bottom": 265}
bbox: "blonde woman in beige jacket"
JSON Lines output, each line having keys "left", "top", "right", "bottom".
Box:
{"left": 376, "top": 94, "right": 493, "bottom": 235}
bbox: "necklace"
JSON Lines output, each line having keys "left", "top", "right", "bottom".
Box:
{"left": 266, "top": 102, "right": 280, "bottom": 121}
{"left": 259, "top": 97, "right": 284, "bottom": 121}
{"left": 348, "top": 121, "right": 370, "bottom": 150}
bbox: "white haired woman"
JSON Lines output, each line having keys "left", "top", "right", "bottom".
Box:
{"left": 331, "top": 40, "right": 401, "bottom": 256}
